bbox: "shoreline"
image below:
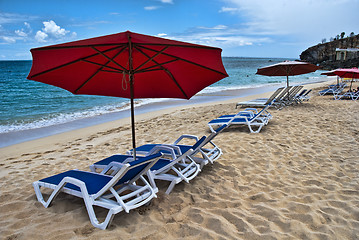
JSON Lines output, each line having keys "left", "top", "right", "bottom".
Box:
{"left": 0, "top": 78, "right": 334, "bottom": 159}
{"left": 0, "top": 78, "right": 330, "bottom": 149}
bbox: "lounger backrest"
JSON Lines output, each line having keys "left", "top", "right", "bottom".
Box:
{"left": 302, "top": 89, "right": 312, "bottom": 97}
{"left": 276, "top": 86, "right": 292, "bottom": 101}
{"left": 205, "top": 124, "right": 228, "bottom": 143}
{"left": 120, "top": 153, "right": 162, "bottom": 183}
{"left": 190, "top": 136, "right": 207, "bottom": 151}
{"left": 264, "top": 87, "right": 284, "bottom": 104}
{"left": 281, "top": 86, "right": 302, "bottom": 101}
{"left": 94, "top": 153, "right": 162, "bottom": 198}
{"left": 290, "top": 86, "right": 303, "bottom": 98}
{"left": 296, "top": 89, "right": 307, "bottom": 97}
{"left": 250, "top": 102, "right": 271, "bottom": 120}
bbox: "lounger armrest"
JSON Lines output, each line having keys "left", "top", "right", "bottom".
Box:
{"left": 235, "top": 111, "right": 255, "bottom": 118}
{"left": 231, "top": 115, "right": 249, "bottom": 121}
{"left": 100, "top": 161, "right": 128, "bottom": 175}
{"left": 148, "top": 145, "right": 178, "bottom": 159}
{"left": 243, "top": 108, "right": 258, "bottom": 113}
{"left": 173, "top": 134, "right": 199, "bottom": 145}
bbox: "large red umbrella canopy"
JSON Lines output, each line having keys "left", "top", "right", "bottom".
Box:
{"left": 28, "top": 31, "right": 228, "bottom": 99}
{"left": 27, "top": 31, "right": 228, "bottom": 155}
{"left": 256, "top": 60, "right": 320, "bottom": 98}
{"left": 332, "top": 68, "right": 359, "bottom": 91}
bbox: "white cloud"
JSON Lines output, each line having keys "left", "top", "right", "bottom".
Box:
{"left": 199, "top": 25, "right": 228, "bottom": 30}
{"left": 15, "top": 29, "right": 27, "bottom": 37}
{"left": 0, "top": 12, "right": 37, "bottom": 24}
{"left": 14, "top": 22, "right": 32, "bottom": 38}
{"left": 43, "top": 20, "right": 69, "bottom": 38}
{"left": 160, "top": 0, "right": 173, "bottom": 3}
{"left": 164, "top": 26, "right": 269, "bottom": 49}
{"left": 1, "top": 36, "right": 16, "bottom": 43}
{"left": 219, "top": 7, "right": 238, "bottom": 13}
{"left": 35, "top": 20, "right": 76, "bottom": 42}
{"left": 223, "top": 0, "right": 359, "bottom": 40}
{"left": 35, "top": 30, "right": 48, "bottom": 42}
{"left": 157, "top": 33, "right": 168, "bottom": 37}
{"left": 144, "top": 6, "right": 160, "bottom": 10}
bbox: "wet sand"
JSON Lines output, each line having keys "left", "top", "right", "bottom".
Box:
{"left": 1, "top": 79, "right": 359, "bottom": 239}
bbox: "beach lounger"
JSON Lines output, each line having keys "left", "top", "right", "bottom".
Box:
{"left": 279, "top": 86, "right": 304, "bottom": 106}
{"left": 292, "top": 89, "right": 307, "bottom": 103}
{"left": 33, "top": 153, "right": 162, "bottom": 230}
{"left": 91, "top": 143, "right": 202, "bottom": 194}
{"left": 218, "top": 101, "right": 273, "bottom": 120}
{"left": 319, "top": 83, "right": 346, "bottom": 96}
{"left": 334, "top": 91, "right": 359, "bottom": 100}
{"left": 208, "top": 105, "right": 271, "bottom": 133}
{"left": 297, "top": 89, "right": 312, "bottom": 102}
{"left": 236, "top": 87, "right": 284, "bottom": 108}
{"left": 122, "top": 124, "right": 227, "bottom": 169}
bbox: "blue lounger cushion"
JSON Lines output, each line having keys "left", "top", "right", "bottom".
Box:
{"left": 40, "top": 154, "right": 161, "bottom": 195}
{"left": 132, "top": 136, "right": 206, "bottom": 156}
{"left": 209, "top": 118, "right": 247, "bottom": 124}
{"left": 134, "top": 144, "right": 192, "bottom": 154}
{"left": 94, "top": 155, "right": 179, "bottom": 172}
{"left": 39, "top": 170, "right": 112, "bottom": 195}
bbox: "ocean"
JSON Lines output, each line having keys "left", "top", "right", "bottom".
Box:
{"left": 0, "top": 57, "right": 324, "bottom": 147}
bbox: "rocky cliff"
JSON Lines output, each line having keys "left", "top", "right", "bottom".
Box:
{"left": 300, "top": 34, "right": 359, "bottom": 70}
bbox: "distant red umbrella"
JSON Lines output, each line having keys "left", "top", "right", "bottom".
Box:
{"left": 332, "top": 68, "right": 359, "bottom": 91}
{"left": 27, "top": 31, "right": 228, "bottom": 156}
{"left": 256, "top": 60, "right": 320, "bottom": 98}
{"left": 321, "top": 69, "right": 340, "bottom": 85}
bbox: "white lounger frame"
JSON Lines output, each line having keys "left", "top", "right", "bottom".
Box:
{"left": 33, "top": 155, "right": 161, "bottom": 229}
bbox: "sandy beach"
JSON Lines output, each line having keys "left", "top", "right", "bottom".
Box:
{"left": 1, "top": 80, "right": 359, "bottom": 239}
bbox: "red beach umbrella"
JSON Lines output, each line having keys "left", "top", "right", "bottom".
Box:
{"left": 321, "top": 69, "right": 341, "bottom": 85}
{"left": 332, "top": 68, "right": 359, "bottom": 91}
{"left": 27, "top": 31, "right": 228, "bottom": 156}
{"left": 256, "top": 60, "right": 320, "bottom": 98}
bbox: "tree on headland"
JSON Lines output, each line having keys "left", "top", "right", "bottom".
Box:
{"left": 322, "top": 32, "right": 355, "bottom": 43}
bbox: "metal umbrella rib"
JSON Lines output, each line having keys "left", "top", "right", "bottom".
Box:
{"left": 29, "top": 45, "right": 126, "bottom": 79}
{"left": 137, "top": 44, "right": 228, "bottom": 76}
{"left": 75, "top": 48, "right": 127, "bottom": 94}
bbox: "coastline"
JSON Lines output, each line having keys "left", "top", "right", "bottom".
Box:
{"left": 0, "top": 78, "right": 333, "bottom": 160}
{"left": 0, "top": 77, "right": 330, "bottom": 149}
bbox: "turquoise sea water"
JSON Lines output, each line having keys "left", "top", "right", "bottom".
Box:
{"left": 0, "top": 58, "right": 323, "bottom": 134}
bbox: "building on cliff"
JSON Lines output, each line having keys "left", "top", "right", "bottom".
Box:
{"left": 336, "top": 48, "right": 359, "bottom": 61}
{"left": 300, "top": 34, "right": 359, "bottom": 70}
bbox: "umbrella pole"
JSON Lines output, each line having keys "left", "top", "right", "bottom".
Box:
{"left": 286, "top": 75, "right": 290, "bottom": 99}
{"left": 130, "top": 75, "right": 136, "bottom": 159}
{"left": 349, "top": 73, "right": 354, "bottom": 92}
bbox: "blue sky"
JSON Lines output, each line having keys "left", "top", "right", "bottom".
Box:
{"left": 1, "top": 0, "right": 358, "bottom": 60}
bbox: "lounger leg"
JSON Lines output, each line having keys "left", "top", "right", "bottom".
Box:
{"left": 208, "top": 124, "right": 217, "bottom": 133}
{"left": 248, "top": 123, "right": 263, "bottom": 133}
{"left": 33, "top": 180, "right": 71, "bottom": 208}
{"left": 73, "top": 182, "right": 119, "bottom": 230}
{"left": 165, "top": 180, "right": 177, "bottom": 195}
{"left": 146, "top": 171, "right": 158, "bottom": 191}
